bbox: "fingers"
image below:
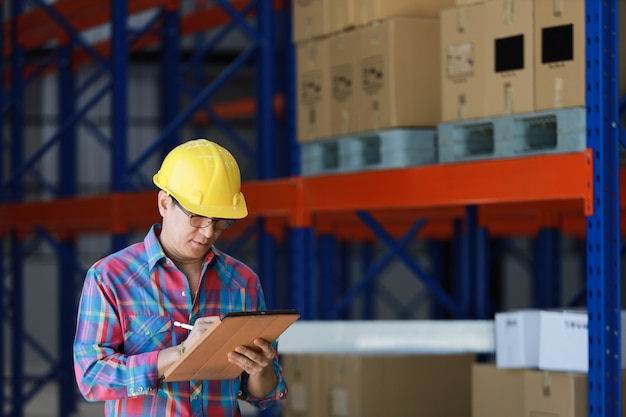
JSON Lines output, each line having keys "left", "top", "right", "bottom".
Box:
{"left": 184, "top": 316, "right": 218, "bottom": 347}
{"left": 227, "top": 339, "right": 275, "bottom": 375}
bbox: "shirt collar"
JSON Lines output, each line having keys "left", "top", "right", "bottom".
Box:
{"left": 144, "top": 224, "right": 222, "bottom": 270}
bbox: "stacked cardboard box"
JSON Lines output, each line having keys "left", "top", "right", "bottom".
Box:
{"left": 441, "top": 0, "right": 534, "bottom": 122}
{"left": 293, "top": 0, "right": 456, "bottom": 142}
{"left": 473, "top": 363, "right": 626, "bottom": 417}
{"left": 441, "top": 0, "right": 626, "bottom": 122}
{"left": 282, "top": 353, "right": 475, "bottom": 417}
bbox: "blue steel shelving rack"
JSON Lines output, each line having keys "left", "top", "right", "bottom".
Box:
{"left": 0, "top": 1, "right": 622, "bottom": 417}
{"left": 1, "top": 1, "right": 292, "bottom": 416}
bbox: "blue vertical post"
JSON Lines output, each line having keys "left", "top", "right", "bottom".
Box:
{"left": 10, "top": 0, "right": 25, "bottom": 414}
{"left": 451, "top": 219, "right": 465, "bottom": 318}
{"left": 290, "top": 228, "right": 315, "bottom": 319}
{"left": 319, "top": 234, "right": 337, "bottom": 319}
{"left": 256, "top": 0, "right": 275, "bottom": 179}
{"left": 58, "top": 42, "right": 78, "bottom": 417}
{"left": 429, "top": 240, "right": 446, "bottom": 319}
{"left": 339, "top": 242, "right": 351, "bottom": 319}
{"left": 586, "top": 1, "right": 621, "bottom": 417}
{"left": 0, "top": 0, "right": 5, "bottom": 413}
{"left": 360, "top": 242, "right": 374, "bottom": 319}
{"left": 258, "top": 219, "right": 278, "bottom": 309}
{"left": 256, "top": 4, "right": 278, "bottom": 354}
{"left": 533, "top": 228, "right": 561, "bottom": 308}
{"left": 160, "top": 6, "right": 180, "bottom": 153}
{"left": 474, "top": 227, "right": 490, "bottom": 319}
{"left": 465, "top": 207, "right": 477, "bottom": 318}
{"left": 10, "top": 232, "right": 24, "bottom": 417}
{"left": 111, "top": 0, "right": 128, "bottom": 251}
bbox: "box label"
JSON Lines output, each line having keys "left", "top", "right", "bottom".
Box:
{"left": 447, "top": 42, "right": 474, "bottom": 78}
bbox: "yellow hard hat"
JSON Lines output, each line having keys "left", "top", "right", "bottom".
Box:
{"left": 153, "top": 139, "right": 248, "bottom": 219}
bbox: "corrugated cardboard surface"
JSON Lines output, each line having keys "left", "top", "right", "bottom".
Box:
{"left": 357, "top": 18, "right": 441, "bottom": 132}
{"left": 354, "top": 0, "right": 456, "bottom": 26}
{"left": 533, "top": 0, "right": 586, "bottom": 111}
{"left": 329, "top": 30, "right": 361, "bottom": 137}
{"left": 523, "top": 370, "right": 587, "bottom": 417}
{"left": 324, "top": 354, "right": 474, "bottom": 417}
{"left": 440, "top": 3, "right": 489, "bottom": 122}
{"left": 472, "top": 363, "right": 524, "bottom": 417}
{"left": 282, "top": 354, "right": 326, "bottom": 417}
{"left": 485, "top": 0, "right": 534, "bottom": 117}
{"left": 292, "top": 0, "right": 331, "bottom": 42}
{"left": 330, "top": 0, "right": 355, "bottom": 35}
{"left": 474, "top": 366, "right": 626, "bottom": 417}
{"left": 297, "top": 37, "right": 332, "bottom": 142}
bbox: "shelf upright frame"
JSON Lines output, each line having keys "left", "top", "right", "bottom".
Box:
{"left": 586, "top": 1, "right": 621, "bottom": 416}
{"left": 0, "top": 0, "right": 5, "bottom": 412}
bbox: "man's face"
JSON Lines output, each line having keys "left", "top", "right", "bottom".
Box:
{"left": 158, "top": 191, "right": 223, "bottom": 262}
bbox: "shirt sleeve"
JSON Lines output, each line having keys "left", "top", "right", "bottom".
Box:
{"left": 73, "top": 267, "right": 161, "bottom": 401}
{"left": 239, "top": 340, "right": 288, "bottom": 409}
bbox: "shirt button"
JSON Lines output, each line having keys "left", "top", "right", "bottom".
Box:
{"left": 182, "top": 291, "right": 186, "bottom": 296}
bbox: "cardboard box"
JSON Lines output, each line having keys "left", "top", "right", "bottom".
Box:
{"left": 538, "top": 310, "right": 626, "bottom": 373}
{"left": 354, "top": 0, "right": 456, "bottom": 27}
{"left": 485, "top": 0, "right": 534, "bottom": 116}
{"left": 523, "top": 369, "right": 587, "bottom": 417}
{"left": 533, "top": 0, "right": 585, "bottom": 111}
{"left": 440, "top": 3, "right": 489, "bottom": 122}
{"left": 330, "top": 0, "right": 355, "bottom": 35}
{"left": 534, "top": 0, "right": 626, "bottom": 111}
{"left": 297, "top": 37, "right": 332, "bottom": 141}
{"left": 495, "top": 310, "right": 541, "bottom": 369}
{"left": 496, "top": 309, "right": 626, "bottom": 373}
{"left": 324, "top": 354, "right": 474, "bottom": 417}
{"left": 292, "top": 0, "right": 331, "bottom": 42}
{"left": 356, "top": 18, "right": 441, "bottom": 133}
{"left": 455, "top": 0, "right": 485, "bottom": 4}
{"left": 537, "top": 310, "right": 588, "bottom": 373}
{"left": 282, "top": 354, "right": 325, "bottom": 417}
{"left": 329, "top": 30, "right": 361, "bottom": 137}
{"left": 472, "top": 363, "right": 524, "bottom": 417}
{"left": 523, "top": 369, "right": 626, "bottom": 417}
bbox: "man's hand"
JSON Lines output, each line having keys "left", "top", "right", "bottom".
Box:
{"left": 227, "top": 338, "right": 275, "bottom": 376}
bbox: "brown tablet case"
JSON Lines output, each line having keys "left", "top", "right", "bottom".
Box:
{"left": 163, "top": 310, "right": 300, "bottom": 381}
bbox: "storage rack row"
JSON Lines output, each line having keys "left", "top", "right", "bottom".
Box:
{"left": 0, "top": 1, "right": 621, "bottom": 417}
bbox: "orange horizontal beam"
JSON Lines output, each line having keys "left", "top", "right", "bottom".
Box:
{"left": 6, "top": 0, "right": 175, "bottom": 54}
{"left": 193, "top": 95, "right": 285, "bottom": 124}
{"left": 0, "top": 178, "right": 298, "bottom": 238}
{"left": 5, "top": 0, "right": 284, "bottom": 57}
{"left": 303, "top": 151, "right": 593, "bottom": 216}
{"left": 0, "top": 152, "right": 598, "bottom": 238}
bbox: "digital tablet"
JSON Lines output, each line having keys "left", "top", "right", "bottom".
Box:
{"left": 164, "top": 309, "right": 300, "bottom": 381}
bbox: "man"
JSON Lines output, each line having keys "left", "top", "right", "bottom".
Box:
{"left": 73, "top": 139, "right": 287, "bottom": 416}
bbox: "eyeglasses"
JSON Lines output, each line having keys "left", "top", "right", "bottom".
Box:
{"left": 171, "top": 197, "right": 235, "bottom": 230}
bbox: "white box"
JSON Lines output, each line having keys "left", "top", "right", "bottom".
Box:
{"left": 497, "top": 309, "right": 626, "bottom": 373}
{"left": 538, "top": 310, "right": 626, "bottom": 373}
{"left": 495, "top": 310, "right": 541, "bottom": 368}
{"left": 538, "top": 310, "right": 588, "bottom": 373}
